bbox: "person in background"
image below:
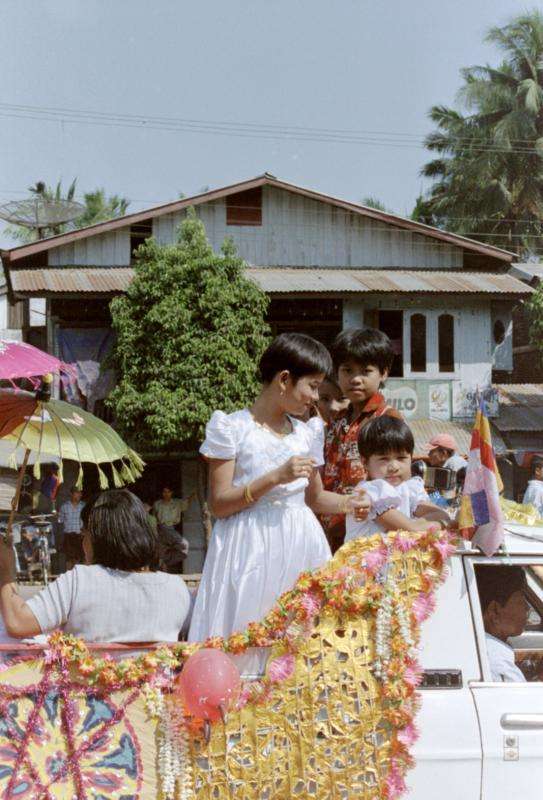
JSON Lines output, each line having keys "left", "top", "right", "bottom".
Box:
{"left": 522, "top": 457, "right": 543, "bottom": 516}
{"left": 475, "top": 564, "right": 528, "bottom": 682}
{"left": 316, "top": 377, "right": 349, "bottom": 427}
{"left": 322, "top": 327, "right": 400, "bottom": 552}
{"left": 153, "top": 486, "right": 189, "bottom": 573}
{"left": 426, "top": 434, "right": 467, "bottom": 471}
{"left": 0, "top": 489, "right": 190, "bottom": 643}
{"left": 37, "top": 463, "right": 60, "bottom": 513}
{"left": 58, "top": 486, "right": 85, "bottom": 570}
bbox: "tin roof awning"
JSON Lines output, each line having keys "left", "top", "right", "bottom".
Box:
{"left": 410, "top": 418, "right": 507, "bottom": 457}
{"left": 9, "top": 266, "right": 532, "bottom": 297}
{"left": 247, "top": 268, "right": 532, "bottom": 295}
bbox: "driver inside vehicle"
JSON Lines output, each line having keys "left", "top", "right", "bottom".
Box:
{"left": 475, "top": 564, "right": 528, "bottom": 682}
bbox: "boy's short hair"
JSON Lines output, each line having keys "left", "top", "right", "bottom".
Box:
{"left": 69, "top": 485, "right": 81, "bottom": 495}
{"left": 259, "top": 333, "right": 333, "bottom": 384}
{"left": 532, "top": 456, "right": 543, "bottom": 476}
{"left": 330, "top": 328, "right": 395, "bottom": 374}
{"left": 357, "top": 416, "right": 414, "bottom": 460}
{"left": 475, "top": 565, "right": 527, "bottom": 613}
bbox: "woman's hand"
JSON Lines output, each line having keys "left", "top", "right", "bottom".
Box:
{"left": 275, "top": 456, "right": 316, "bottom": 484}
{"left": 345, "top": 490, "right": 370, "bottom": 520}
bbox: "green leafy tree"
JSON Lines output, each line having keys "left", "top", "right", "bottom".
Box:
{"left": 108, "top": 210, "right": 270, "bottom": 532}
{"left": 360, "top": 196, "right": 391, "bottom": 212}
{"left": 527, "top": 282, "right": 543, "bottom": 364}
{"left": 420, "top": 10, "right": 543, "bottom": 256}
{"left": 6, "top": 179, "right": 130, "bottom": 243}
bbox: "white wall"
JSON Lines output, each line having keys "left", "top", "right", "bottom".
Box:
{"left": 153, "top": 187, "right": 464, "bottom": 269}
{"left": 49, "top": 229, "right": 131, "bottom": 266}
{"left": 342, "top": 294, "right": 493, "bottom": 417}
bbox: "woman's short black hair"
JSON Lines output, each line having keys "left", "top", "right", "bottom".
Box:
{"left": 357, "top": 416, "right": 414, "bottom": 460}
{"left": 330, "top": 327, "right": 395, "bottom": 374}
{"left": 81, "top": 489, "right": 159, "bottom": 571}
{"left": 475, "top": 565, "right": 527, "bottom": 613}
{"left": 258, "top": 333, "right": 333, "bottom": 384}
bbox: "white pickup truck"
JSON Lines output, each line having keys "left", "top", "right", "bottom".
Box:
{"left": 410, "top": 523, "right": 543, "bottom": 799}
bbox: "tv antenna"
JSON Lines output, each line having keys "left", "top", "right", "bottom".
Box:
{"left": 0, "top": 181, "right": 85, "bottom": 239}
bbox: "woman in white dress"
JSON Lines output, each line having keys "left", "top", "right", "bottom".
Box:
{"left": 188, "top": 334, "right": 369, "bottom": 668}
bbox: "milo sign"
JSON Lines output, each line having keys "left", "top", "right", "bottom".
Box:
{"left": 383, "top": 386, "right": 418, "bottom": 418}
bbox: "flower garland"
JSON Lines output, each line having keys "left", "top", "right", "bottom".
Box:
{"left": 1, "top": 527, "right": 455, "bottom": 800}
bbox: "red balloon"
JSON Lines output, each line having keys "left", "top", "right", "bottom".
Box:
{"left": 176, "top": 649, "right": 241, "bottom": 721}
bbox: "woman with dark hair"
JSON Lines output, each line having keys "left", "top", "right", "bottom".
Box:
{"left": 0, "top": 489, "right": 190, "bottom": 642}
{"left": 188, "top": 333, "right": 369, "bottom": 668}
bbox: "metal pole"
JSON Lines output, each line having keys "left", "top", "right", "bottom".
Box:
{"left": 6, "top": 449, "right": 31, "bottom": 544}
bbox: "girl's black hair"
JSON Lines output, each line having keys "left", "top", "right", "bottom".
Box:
{"left": 331, "top": 327, "right": 395, "bottom": 374}
{"left": 258, "top": 333, "right": 333, "bottom": 384}
{"left": 81, "top": 489, "right": 159, "bottom": 571}
{"left": 357, "top": 416, "right": 414, "bottom": 460}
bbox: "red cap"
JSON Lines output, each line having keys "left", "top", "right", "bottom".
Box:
{"left": 426, "top": 433, "right": 458, "bottom": 452}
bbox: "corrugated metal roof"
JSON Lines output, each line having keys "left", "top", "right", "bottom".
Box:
{"left": 497, "top": 384, "right": 543, "bottom": 408}
{"left": 10, "top": 266, "right": 532, "bottom": 297}
{"left": 11, "top": 268, "right": 135, "bottom": 294}
{"left": 493, "top": 406, "right": 543, "bottom": 433}
{"left": 247, "top": 268, "right": 532, "bottom": 295}
{"left": 410, "top": 418, "right": 507, "bottom": 456}
{"left": 510, "top": 263, "right": 543, "bottom": 284}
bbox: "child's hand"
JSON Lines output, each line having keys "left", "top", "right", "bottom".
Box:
{"left": 347, "top": 490, "right": 370, "bottom": 520}
{"left": 275, "top": 456, "right": 315, "bottom": 484}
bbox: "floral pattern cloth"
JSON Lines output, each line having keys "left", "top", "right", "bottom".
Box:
{"left": 322, "top": 393, "right": 401, "bottom": 547}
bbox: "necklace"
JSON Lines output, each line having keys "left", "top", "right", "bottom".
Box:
{"left": 248, "top": 410, "right": 293, "bottom": 438}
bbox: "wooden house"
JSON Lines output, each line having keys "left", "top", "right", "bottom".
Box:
{"left": 1, "top": 173, "right": 531, "bottom": 567}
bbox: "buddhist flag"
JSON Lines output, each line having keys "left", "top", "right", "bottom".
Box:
{"left": 458, "top": 399, "right": 504, "bottom": 556}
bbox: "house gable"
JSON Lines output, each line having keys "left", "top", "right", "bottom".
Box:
{"left": 2, "top": 175, "right": 514, "bottom": 272}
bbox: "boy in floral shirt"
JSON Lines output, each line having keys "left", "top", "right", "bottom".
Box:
{"left": 322, "top": 327, "right": 401, "bottom": 551}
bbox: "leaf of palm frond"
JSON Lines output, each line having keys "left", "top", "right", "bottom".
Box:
{"left": 518, "top": 78, "right": 543, "bottom": 113}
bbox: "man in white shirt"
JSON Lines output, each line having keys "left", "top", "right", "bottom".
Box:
{"left": 522, "top": 457, "right": 543, "bottom": 517}
{"left": 426, "top": 434, "right": 468, "bottom": 472}
{"left": 475, "top": 565, "right": 529, "bottom": 682}
{"left": 152, "top": 486, "right": 189, "bottom": 573}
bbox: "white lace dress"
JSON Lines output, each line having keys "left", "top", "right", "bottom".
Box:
{"left": 345, "top": 477, "right": 429, "bottom": 541}
{"left": 188, "top": 409, "right": 331, "bottom": 661}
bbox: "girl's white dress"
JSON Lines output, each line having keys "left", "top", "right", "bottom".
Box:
{"left": 188, "top": 409, "right": 332, "bottom": 655}
{"left": 345, "top": 476, "right": 429, "bottom": 541}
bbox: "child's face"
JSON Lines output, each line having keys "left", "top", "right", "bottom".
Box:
{"left": 317, "top": 380, "right": 349, "bottom": 424}
{"left": 282, "top": 372, "right": 325, "bottom": 417}
{"left": 534, "top": 465, "right": 543, "bottom": 481}
{"left": 364, "top": 449, "right": 412, "bottom": 486}
{"left": 336, "top": 359, "right": 387, "bottom": 405}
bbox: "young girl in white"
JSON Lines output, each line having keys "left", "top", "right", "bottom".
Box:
{"left": 346, "top": 416, "right": 451, "bottom": 542}
{"left": 189, "top": 333, "right": 370, "bottom": 671}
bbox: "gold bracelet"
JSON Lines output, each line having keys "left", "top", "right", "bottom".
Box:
{"left": 244, "top": 483, "right": 255, "bottom": 505}
{"left": 340, "top": 494, "right": 350, "bottom": 515}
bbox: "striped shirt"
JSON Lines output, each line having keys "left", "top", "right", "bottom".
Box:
{"left": 58, "top": 501, "right": 85, "bottom": 534}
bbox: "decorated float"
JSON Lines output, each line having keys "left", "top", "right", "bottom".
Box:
{"left": 0, "top": 528, "right": 455, "bottom": 800}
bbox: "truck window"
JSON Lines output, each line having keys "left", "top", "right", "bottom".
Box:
{"left": 474, "top": 563, "right": 543, "bottom": 682}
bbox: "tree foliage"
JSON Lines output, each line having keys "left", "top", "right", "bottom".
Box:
{"left": 6, "top": 179, "right": 130, "bottom": 242}
{"left": 420, "top": 10, "right": 543, "bottom": 256}
{"left": 527, "top": 283, "right": 543, "bottom": 364}
{"left": 107, "top": 211, "right": 271, "bottom": 452}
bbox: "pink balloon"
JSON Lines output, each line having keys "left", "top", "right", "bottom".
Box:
{"left": 176, "top": 649, "right": 241, "bottom": 721}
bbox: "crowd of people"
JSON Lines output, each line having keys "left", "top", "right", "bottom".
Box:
{"left": 0, "top": 327, "right": 535, "bottom": 683}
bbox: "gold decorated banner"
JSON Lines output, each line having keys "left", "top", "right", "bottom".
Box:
{"left": 0, "top": 530, "right": 453, "bottom": 800}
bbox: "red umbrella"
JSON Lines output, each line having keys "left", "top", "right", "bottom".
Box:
{"left": 0, "top": 339, "right": 73, "bottom": 386}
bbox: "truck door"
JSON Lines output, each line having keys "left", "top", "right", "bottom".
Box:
{"left": 467, "top": 556, "right": 543, "bottom": 800}
{"left": 407, "top": 554, "right": 482, "bottom": 800}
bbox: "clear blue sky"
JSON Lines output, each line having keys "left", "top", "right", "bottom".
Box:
{"left": 0, "top": 0, "right": 527, "bottom": 247}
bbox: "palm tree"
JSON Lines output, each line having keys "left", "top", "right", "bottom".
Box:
{"left": 420, "top": 11, "right": 543, "bottom": 256}
{"left": 6, "top": 180, "right": 130, "bottom": 243}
